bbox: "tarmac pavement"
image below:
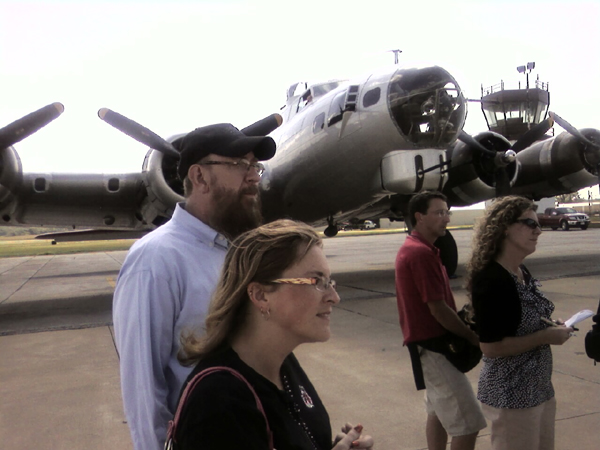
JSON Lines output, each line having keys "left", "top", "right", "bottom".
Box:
{"left": 1, "top": 230, "right": 599, "bottom": 449}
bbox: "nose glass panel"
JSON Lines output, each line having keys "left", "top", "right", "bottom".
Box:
{"left": 388, "top": 67, "right": 466, "bottom": 148}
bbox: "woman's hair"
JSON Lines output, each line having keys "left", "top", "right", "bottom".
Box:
{"left": 465, "top": 195, "right": 537, "bottom": 293}
{"left": 178, "top": 219, "right": 322, "bottom": 366}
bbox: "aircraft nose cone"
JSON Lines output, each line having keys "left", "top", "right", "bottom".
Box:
{"left": 388, "top": 66, "right": 466, "bottom": 148}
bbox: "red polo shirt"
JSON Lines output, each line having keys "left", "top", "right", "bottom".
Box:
{"left": 395, "top": 231, "right": 457, "bottom": 345}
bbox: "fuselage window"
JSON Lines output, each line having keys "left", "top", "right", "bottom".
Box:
{"left": 313, "top": 113, "right": 325, "bottom": 134}
{"left": 363, "top": 88, "right": 381, "bottom": 108}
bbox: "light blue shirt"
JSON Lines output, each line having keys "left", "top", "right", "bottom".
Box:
{"left": 113, "top": 203, "right": 228, "bottom": 450}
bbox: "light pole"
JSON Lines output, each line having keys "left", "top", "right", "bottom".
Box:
{"left": 517, "top": 62, "right": 535, "bottom": 89}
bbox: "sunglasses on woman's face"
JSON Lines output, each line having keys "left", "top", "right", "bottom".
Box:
{"left": 516, "top": 218, "right": 541, "bottom": 230}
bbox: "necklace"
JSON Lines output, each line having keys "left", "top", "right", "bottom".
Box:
{"left": 498, "top": 262, "right": 525, "bottom": 284}
{"left": 282, "top": 374, "right": 318, "bottom": 450}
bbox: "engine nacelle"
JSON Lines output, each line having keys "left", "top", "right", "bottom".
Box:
{"left": 443, "top": 131, "right": 519, "bottom": 206}
{"left": 512, "top": 129, "right": 600, "bottom": 198}
{"left": 142, "top": 148, "right": 184, "bottom": 221}
{"left": 0, "top": 146, "right": 23, "bottom": 218}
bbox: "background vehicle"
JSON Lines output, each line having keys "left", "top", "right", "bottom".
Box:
{"left": 537, "top": 207, "right": 590, "bottom": 231}
{"left": 363, "top": 220, "right": 376, "bottom": 229}
{"left": 339, "top": 219, "right": 378, "bottom": 231}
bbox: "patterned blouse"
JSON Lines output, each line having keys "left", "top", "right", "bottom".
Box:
{"left": 472, "top": 261, "right": 555, "bottom": 409}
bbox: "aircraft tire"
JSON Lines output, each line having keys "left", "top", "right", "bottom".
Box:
{"left": 324, "top": 225, "right": 338, "bottom": 237}
{"left": 434, "top": 230, "right": 458, "bottom": 277}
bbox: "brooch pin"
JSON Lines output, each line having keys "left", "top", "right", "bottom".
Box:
{"left": 299, "top": 385, "right": 314, "bottom": 408}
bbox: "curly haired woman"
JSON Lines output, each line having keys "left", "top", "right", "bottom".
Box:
{"left": 466, "top": 196, "right": 573, "bottom": 450}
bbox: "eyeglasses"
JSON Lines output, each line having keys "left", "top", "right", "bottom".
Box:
{"left": 199, "top": 159, "right": 265, "bottom": 176}
{"left": 516, "top": 218, "right": 541, "bottom": 230}
{"left": 267, "top": 276, "right": 337, "bottom": 292}
{"left": 428, "top": 209, "right": 452, "bottom": 217}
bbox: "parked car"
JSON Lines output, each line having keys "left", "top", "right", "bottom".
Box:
{"left": 339, "top": 219, "right": 378, "bottom": 231}
{"left": 363, "top": 220, "right": 376, "bottom": 229}
{"left": 537, "top": 207, "right": 590, "bottom": 231}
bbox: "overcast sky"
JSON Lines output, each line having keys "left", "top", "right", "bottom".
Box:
{"left": 1, "top": 0, "right": 599, "bottom": 196}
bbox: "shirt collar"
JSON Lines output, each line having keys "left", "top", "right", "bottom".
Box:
{"left": 409, "top": 230, "right": 439, "bottom": 255}
{"left": 174, "top": 203, "right": 229, "bottom": 250}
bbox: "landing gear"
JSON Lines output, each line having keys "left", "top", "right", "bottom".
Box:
{"left": 324, "top": 216, "right": 338, "bottom": 237}
{"left": 434, "top": 230, "right": 458, "bottom": 277}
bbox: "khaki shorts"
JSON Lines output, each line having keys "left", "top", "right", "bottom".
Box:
{"left": 420, "top": 347, "right": 487, "bottom": 436}
{"left": 482, "top": 397, "right": 556, "bottom": 450}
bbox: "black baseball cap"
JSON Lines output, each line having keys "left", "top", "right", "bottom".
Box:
{"left": 174, "top": 123, "right": 277, "bottom": 180}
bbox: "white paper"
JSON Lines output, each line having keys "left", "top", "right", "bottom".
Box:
{"left": 564, "top": 310, "right": 595, "bottom": 328}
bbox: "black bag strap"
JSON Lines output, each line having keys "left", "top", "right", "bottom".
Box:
{"left": 407, "top": 342, "right": 426, "bottom": 391}
{"left": 165, "top": 366, "right": 274, "bottom": 450}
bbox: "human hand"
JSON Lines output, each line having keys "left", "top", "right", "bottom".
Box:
{"left": 544, "top": 325, "right": 574, "bottom": 345}
{"left": 332, "top": 423, "right": 374, "bottom": 450}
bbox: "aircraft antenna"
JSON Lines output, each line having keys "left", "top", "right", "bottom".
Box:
{"left": 388, "top": 49, "right": 402, "bottom": 64}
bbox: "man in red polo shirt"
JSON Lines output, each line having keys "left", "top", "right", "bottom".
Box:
{"left": 395, "top": 191, "right": 486, "bottom": 450}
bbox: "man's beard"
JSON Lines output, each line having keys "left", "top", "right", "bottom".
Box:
{"left": 208, "top": 184, "right": 263, "bottom": 240}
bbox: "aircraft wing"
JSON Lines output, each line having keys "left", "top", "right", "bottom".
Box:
{"left": 0, "top": 105, "right": 281, "bottom": 237}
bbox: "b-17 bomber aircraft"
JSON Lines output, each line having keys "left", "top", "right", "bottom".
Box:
{"left": 1, "top": 64, "right": 599, "bottom": 272}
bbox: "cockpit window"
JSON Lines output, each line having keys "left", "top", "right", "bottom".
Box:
{"left": 312, "top": 81, "right": 344, "bottom": 98}
{"left": 297, "top": 90, "right": 314, "bottom": 112}
{"left": 388, "top": 67, "right": 466, "bottom": 148}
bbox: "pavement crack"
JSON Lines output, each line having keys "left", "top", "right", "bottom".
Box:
{"left": 105, "top": 252, "right": 124, "bottom": 267}
{"left": 340, "top": 284, "right": 395, "bottom": 296}
{"left": 554, "top": 368, "right": 600, "bottom": 385}
{"left": 1, "top": 255, "right": 56, "bottom": 305}
{"left": 556, "top": 411, "right": 600, "bottom": 421}
{"left": 108, "top": 325, "right": 120, "bottom": 361}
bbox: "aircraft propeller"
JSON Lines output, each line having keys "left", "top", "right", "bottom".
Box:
{"left": 98, "top": 108, "right": 180, "bottom": 158}
{"left": 0, "top": 102, "right": 64, "bottom": 149}
{"left": 547, "top": 112, "right": 600, "bottom": 188}
{"left": 241, "top": 114, "right": 283, "bottom": 137}
{"left": 550, "top": 112, "right": 600, "bottom": 150}
{"left": 458, "top": 115, "right": 562, "bottom": 197}
{"left": 98, "top": 109, "right": 283, "bottom": 157}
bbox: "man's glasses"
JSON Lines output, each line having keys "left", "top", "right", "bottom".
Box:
{"left": 429, "top": 209, "right": 452, "bottom": 217}
{"left": 267, "top": 276, "right": 337, "bottom": 292}
{"left": 199, "top": 159, "right": 265, "bottom": 176}
{"left": 516, "top": 218, "right": 541, "bottom": 230}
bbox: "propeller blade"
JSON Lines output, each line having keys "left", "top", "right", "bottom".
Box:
{"left": 457, "top": 130, "right": 497, "bottom": 157}
{"left": 494, "top": 167, "right": 511, "bottom": 197}
{"left": 98, "top": 108, "right": 180, "bottom": 159}
{"left": 241, "top": 113, "right": 283, "bottom": 137}
{"left": 550, "top": 112, "right": 600, "bottom": 149}
{"left": 511, "top": 116, "right": 554, "bottom": 152}
{"left": 0, "top": 102, "right": 64, "bottom": 149}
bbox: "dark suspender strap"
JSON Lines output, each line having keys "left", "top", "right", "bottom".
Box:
{"left": 407, "top": 343, "right": 426, "bottom": 391}
{"left": 165, "top": 366, "right": 274, "bottom": 450}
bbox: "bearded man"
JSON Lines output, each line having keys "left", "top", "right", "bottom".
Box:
{"left": 113, "top": 123, "right": 276, "bottom": 450}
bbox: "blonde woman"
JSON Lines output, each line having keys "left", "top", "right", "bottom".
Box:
{"left": 174, "top": 219, "right": 373, "bottom": 450}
